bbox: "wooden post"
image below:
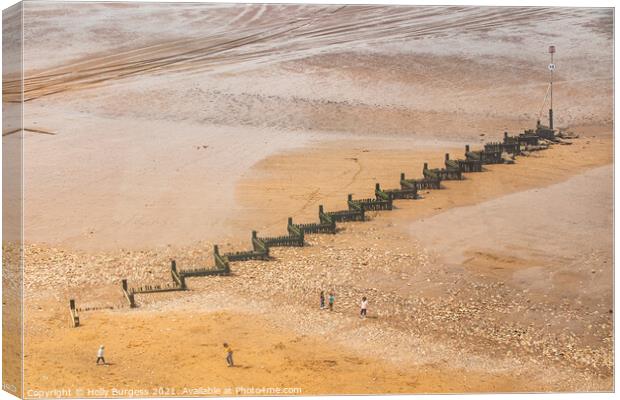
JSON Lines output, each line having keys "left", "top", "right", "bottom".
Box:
{"left": 423, "top": 162, "right": 428, "bottom": 170}
{"left": 465, "top": 145, "right": 470, "bottom": 153}
{"left": 401, "top": 172, "right": 405, "bottom": 181}
{"left": 445, "top": 153, "right": 449, "bottom": 161}
{"left": 171, "top": 260, "right": 186, "bottom": 289}
{"left": 122, "top": 279, "right": 135, "bottom": 308}
{"left": 375, "top": 183, "right": 380, "bottom": 191}
{"left": 319, "top": 205, "right": 324, "bottom": 214}
{"left": 288, "top": 217, "right": 293, "bottom": 226}
{"left": 69, "top": 299, "right": 79, "bottom": 327}
{"left": 347, "top": 194, "right": 352, "bottom": 202}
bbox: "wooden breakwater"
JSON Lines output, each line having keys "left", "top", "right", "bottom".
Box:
{"left": 69, "top": 130, "right": 563, "bottom": 317}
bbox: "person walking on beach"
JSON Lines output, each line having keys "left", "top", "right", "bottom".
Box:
{"left": 96, "top": 345, "right": 106, "bottom": 365}
{"left": 320, "top": 291, "right": 326, "bottom": 309}
{"left": 328, "top": 292, "right": 335, "bottom": 311}
{"left": 223, "top": 342, "right": 234, "bottom": 367}
{"left": 360, "top": 297, "right": 368, "bottom": 319}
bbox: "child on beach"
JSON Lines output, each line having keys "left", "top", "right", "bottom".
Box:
{"left": 96, "top": 345, "right": 105, "bottom": 365}
{"left": 320, "top": 291, "right": 326, "bottom": 309}
{"left": 360, "top": 297, "right": 368, "bottom": 319}
{"left": 328, "top": 292, "right": 335, "bottom": 311}
{"left": 223, "top": 342, "right": 234, "bottom": 367}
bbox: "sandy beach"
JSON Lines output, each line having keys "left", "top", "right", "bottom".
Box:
{"left": 2, "top": 3, "right": 613, "bottom": 396}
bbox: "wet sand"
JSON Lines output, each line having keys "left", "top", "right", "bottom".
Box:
{"left": 12, "top": 4, "right": 612, "bottom": 250}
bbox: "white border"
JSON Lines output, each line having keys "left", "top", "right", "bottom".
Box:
{"left": 0, "top": 1, "right": 616, "bottom": 400}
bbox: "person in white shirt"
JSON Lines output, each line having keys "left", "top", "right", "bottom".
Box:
{"left": 360, "top": 297, "right": 368, "bottom": 319}
{"left": 96, "top": 345, "right": 106, "bottom": 365}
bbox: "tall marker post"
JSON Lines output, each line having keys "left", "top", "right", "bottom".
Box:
{"left": 548, "top": 45, "right": 556, "bottom": 130}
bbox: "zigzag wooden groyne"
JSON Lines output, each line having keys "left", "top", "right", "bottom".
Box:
{"left": 69, "top": 127, "right": 564, "bottom": 318}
